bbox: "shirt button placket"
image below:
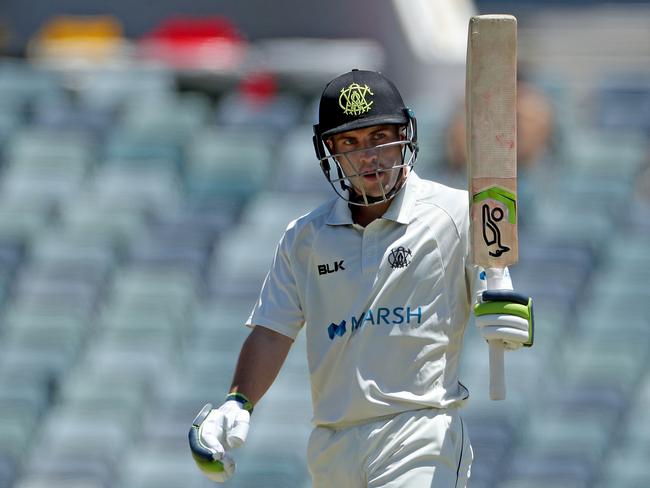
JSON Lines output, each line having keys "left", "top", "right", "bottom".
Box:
{"left": 362, "top": 221, "right": 380, "bottom": 276}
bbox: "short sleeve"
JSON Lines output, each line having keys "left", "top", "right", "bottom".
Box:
{"left": 245, "top": 229, "right": 305, "bottom": 340}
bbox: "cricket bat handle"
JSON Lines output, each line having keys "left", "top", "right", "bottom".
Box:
{"left": 485, "top": 268, "right": 508, "bottom": 401}
{"left": 489, "top": 341, "right": 505, "bottom": 400}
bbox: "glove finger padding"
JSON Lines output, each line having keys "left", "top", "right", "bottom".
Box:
{"left": 225, "top": 408, "right": 250, "bottom": 449}
{"left": 477, "top": 323, "right": 530, "bottom": 350}
{"left": 475, "top": 291, "right": 534, "bottom": 350}
{"left": 199, "top": 409, "right": 228, "bottom": 455}
{"left": 475, "top": 314, "right": 529, "bottom": 331}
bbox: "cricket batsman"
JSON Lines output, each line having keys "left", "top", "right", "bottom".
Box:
{"left": 189, "top": 69, "right": 534, "bottom": 487}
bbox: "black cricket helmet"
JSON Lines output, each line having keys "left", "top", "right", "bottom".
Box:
{"left": 313, "top": 69, "right": 418, "bottom": 206}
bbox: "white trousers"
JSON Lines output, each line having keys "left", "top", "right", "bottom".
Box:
{"left": 308, "top": 408, "right": 472, "bottom": 488}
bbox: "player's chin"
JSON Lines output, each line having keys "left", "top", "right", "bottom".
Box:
{"left": 359, "top": 186, "right": 393, "bottom": 201}
{"left": 353, "top": 177, "right": 381, "bottom": 193}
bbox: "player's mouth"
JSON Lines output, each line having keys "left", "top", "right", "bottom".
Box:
{"left": 362, "top": 172, "right": 381, "bottom": 182}
{"left": 357, "top": 174, "right": 393, "bottom": 198}
{"left": 358, "top": 167, "right": 388, "bottom": 180}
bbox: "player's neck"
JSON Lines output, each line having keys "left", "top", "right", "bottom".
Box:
{"left": 350, "top": 200, "right": 391, "bottom": 227}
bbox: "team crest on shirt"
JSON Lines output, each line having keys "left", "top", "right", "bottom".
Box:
{"left": 388, "top": 246, "right": 412, "bottom": 269}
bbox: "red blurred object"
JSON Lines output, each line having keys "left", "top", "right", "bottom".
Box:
{"left": 145, "top": 16, "right": 243, "bottom": 44}
{"left": 139, "top": 16, "right": 247, "bottom": 71}
{"left": 239, "top": 72, "right": 278, "bottom": 106}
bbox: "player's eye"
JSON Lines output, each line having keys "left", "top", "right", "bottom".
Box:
{"left": 372, "top": 130, "right": 396, "bottom": 143}
{"left": 339, "top": 138, "right": 358, "bottom": 149}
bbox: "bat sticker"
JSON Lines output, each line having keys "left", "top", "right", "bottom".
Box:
{"left": 472, "top": 186, "right": 517, "bottom": 258}
{"left": 482, "top": 204, "right": 510, "bottom": 257}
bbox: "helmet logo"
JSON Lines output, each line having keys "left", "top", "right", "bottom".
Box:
{"left": 339, "top": 83, "right": 374, "bottom": 116}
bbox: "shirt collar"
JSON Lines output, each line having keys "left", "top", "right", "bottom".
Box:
{"left": 326, "top": 193, "right": 355, "bottom": 225}
{"left": 381, "top": 170, "right": 420, "bottom": 224}
{"left": 326, "top": 171, "right": 420, "bottom": 226}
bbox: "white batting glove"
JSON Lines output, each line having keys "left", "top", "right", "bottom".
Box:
{"left": 189, "top": 393, "right": 253, "bottom": 483}
{"left": 475, "top": 290, "right": 534, "bottom": 351}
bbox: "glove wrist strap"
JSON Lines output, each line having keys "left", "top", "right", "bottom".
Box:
{"left": 226, "top": 392, "right": 254, "bottom": 413}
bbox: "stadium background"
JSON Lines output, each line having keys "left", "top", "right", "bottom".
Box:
{"left": 0, "top": 0, "right": 648, "bottom": 487}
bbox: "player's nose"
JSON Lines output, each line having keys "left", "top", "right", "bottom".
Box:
{"left": 357, "top": 148, "right": 378, "bottom": 167}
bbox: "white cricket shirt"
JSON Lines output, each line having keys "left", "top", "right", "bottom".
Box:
{"left": 247, "top": 172, "right": 499, "bottom": 428}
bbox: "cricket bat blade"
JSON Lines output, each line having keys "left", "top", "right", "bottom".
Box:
{"left": 466, "top": 14, "right": 518, "bottom": 401}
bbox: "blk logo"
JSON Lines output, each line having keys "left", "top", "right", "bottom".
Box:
{"left": 318, "top": 260, "right": 345, "bottom": 276}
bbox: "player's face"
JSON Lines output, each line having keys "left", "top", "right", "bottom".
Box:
{"left": 327, "top": 125, "right": 405, "bottom": 199}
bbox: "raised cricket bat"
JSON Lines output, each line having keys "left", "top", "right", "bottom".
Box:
{"left": 466, "top": 14, "right": 518, "bottom": 400}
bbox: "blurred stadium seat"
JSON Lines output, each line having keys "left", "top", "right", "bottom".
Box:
{"left": 75, "top": 67, "right": 176, "bottom": 111}
{"left": 593, "top": 74, "right": 650, "bottom": 134}
{"left": 184, "top": 127, "right": 275, "bottom": 204}
{"left": 0, "top": 61, "right": 61, "bottom": 112}
{"left": 103, "top": 127, "right": 184, "bottom": 174}
{"left": 214, "top": 88, "right": 304, "bottom": 135}
{"left": 273, "top": 125, "right": 331, "bottom": 194}
{"left": 32, "top": 92, "right": 114, "bottom": 137}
